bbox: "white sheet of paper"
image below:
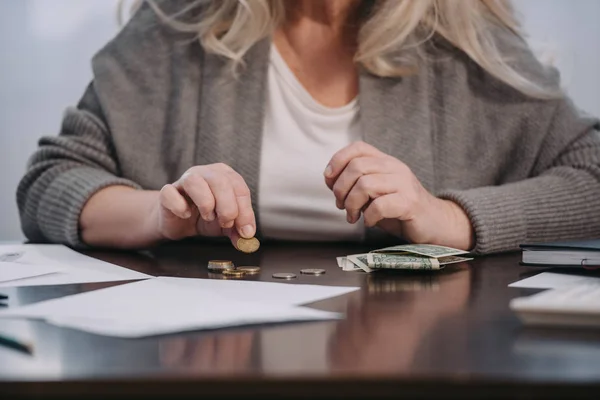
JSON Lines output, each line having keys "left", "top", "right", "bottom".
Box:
{"left": 0, "top": 262, "right": 62, "bottom": 283}
{"left": 0, "top": 245, "right": 151, "bottom": 287}
{"left": 508, "top": 272, "right": 600, "bottom": 289}
{"left": 0, "top": 278, "right": 346, "bottom": 338}
{"left": 156, "top": 277, "right": 359, "bottom": 306}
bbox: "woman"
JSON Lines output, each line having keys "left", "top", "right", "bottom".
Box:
{"left": 17, "top": 0, "right": 600, "bottom": 254}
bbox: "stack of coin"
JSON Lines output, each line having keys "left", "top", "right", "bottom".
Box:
{"left": 207, "top": 260, "right": 261, "bottom": 279}
{"left": 237, "top": 266, "right": 261, "bottom": 275}
{"left": 207, "top": 260, "right": 234, "bottom": 273}
{"left": 222, "top": 269, "right": 245, "bottom": 278}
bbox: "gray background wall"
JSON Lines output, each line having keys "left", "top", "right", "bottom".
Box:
{"left": 0, "top": 0, "right": 599, "bottom": 241}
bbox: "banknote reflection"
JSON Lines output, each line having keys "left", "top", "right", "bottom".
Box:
{"left": 329, "top": 267, "right": 472, "bottom": 372}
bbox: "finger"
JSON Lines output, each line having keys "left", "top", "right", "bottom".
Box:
{"left": 195, "top": 337, "right": 216, "bottom": 371}
{"left": 223, "top": 227, "right": 242, "bottom": 250}
{"left": 324, "top": 141, "right": 383, "bottom": 188}
{"left": 344, "top": 174, "right": 398, "bottom": 223}
{"left": 217, "top": 334, "right": 238, "bottom": 371}
{"left": 159, "top": 184, "right": 192, "bottom": 219}
{"left": 227, "top": 171, "right": 256, "bottom": 239}
{"left": 236, "top": 333, "right": 254, "bottom": 366}
{"left": 203, "top": 172, "right": 239, "bottom": 229}
{"left": 363, "top": 193, "right": 409, "bottom": 227}
{"left": 176, "top": 172, "right": 216, "bottom": 221}
{"left": 331, "top": 157, "right": 388, "bottom": 209}
{"left": 159, "top": 338, "right": 187, "bottom": 367}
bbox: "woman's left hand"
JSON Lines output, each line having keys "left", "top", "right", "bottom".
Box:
{"left": 324, "top": 141, "right": 474, "bottom": 251}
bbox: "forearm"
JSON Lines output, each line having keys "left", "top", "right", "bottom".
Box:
{"left": 434, "top": 199, "right": 475, "bottom": 251}
{"left": 439, "top": 168, "right": 600, "bottom": 254}
{"left": 80, "top": 186, "right": 163, "bottom": 249}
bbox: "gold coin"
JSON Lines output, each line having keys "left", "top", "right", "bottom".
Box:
{"left": 222, "top": 269, "right": 245, "bottom": 278}
{"left": 237, "top": 237, "right": 260, "bottom": 254}
{"left": 209, "top": 260, "right": 233, "bottom": 266}
{"left": 237, "top": 266, "right": 261, "bottom": 274}
{"left": 208, "top": 260, "right": 234, "bottom": 272}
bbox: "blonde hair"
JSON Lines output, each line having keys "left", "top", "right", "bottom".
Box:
{"left": 130, "top": 0, "right": 560, "bottom": 99}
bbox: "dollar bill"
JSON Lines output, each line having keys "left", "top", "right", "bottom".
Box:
{"left": 336, "top": 256, "right": 361, "bottom": 271}
{"left": 437, "top": 255, "right": 474, "bottom": 265}
{"left": 337, "top": 247, "right": 473, "bottom": 273}
{"left": 371, "top": 244, "right": 469, "bottom": 258}
{"left": 367, "top": 253, "right": 441, "bottom": 270}
{"left": 346, "top": 254, "right": 373, "bottom": 273}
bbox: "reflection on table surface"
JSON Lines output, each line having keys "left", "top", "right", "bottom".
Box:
{"left": 1, "top": 242, "right": 600, "bottom": 386}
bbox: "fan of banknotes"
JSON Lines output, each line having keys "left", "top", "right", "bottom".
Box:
{"left": 337, "top": 244, "right": 473, "bottom": 273}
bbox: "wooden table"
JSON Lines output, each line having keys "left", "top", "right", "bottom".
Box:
{"left": 1, "top": 242, "right": 600, "bottom": 399}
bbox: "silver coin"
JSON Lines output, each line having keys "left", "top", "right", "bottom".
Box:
{"left": 300, "top": 268, "right": 326, "bottom": 276}
{"left": 272, "top": 273, "right": 297, "bottom": 280}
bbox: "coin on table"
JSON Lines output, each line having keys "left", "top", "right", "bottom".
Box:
{"left": 222, "top": 269, "right": 245, "bottom": 278}
{"left": 237, "top": 266, "right": 261, "bottom": 274}
{"left": 207, "top": 260, "right": 235, "bottom": 272}
{"left": 237, "top": 237, "right": 260, "bottom": 254}
{"left": 300, "top": 268, "right": 326, "bottom": 276}
{"left": 272, "top": 273, "right": 297, "bottom": 280}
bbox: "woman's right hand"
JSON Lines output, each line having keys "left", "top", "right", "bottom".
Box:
{"left": 155, "top": 163, "right": 256, "bottom": 247}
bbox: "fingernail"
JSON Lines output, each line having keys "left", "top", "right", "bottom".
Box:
{"left": 205, "top": 211, "right": 216, "bottom": 221}
{"left": 222, "top": 220, "right": 234, "bottom": 229}
{"left": 324, "top": 164, "right": 333, "bottom": 177}
{"left": 241, "top": 225, "right": 254, "bottom": 238}
{"left": 346, "top": 212, "right": 353, "bottom": 223}
{"left": 182, "top": 210, "right": 192, "bottom": 219}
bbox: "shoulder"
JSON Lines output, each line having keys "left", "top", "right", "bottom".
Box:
{"left": 426, "top": 22, "right": 561, "bottom": 104}
{"left": 92, "top": 0, "right": 207, "bottom": 72}
{"left": 87, "top": 0, "right": 210, "bottom": 139}
{"left": 90, "top": 0, "right": 208, "bottom": 104}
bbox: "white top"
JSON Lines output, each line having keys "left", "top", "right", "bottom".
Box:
{"left": 258, "top": 46, "right": 364, "bottom": 241}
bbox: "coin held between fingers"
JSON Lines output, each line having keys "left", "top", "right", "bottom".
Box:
{"left": 237, "top": 237, "right": 260, "bottom": 253}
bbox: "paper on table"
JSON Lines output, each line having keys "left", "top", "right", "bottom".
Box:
{"left": 0, "top": 262, "right": 62, "bottom": 284}
{"left": 0, "top": 278, "right": 351, "bottom": 338}
{"left": 156, "top": 277, "right": 359, "bottom": 306}
{"left": 508, "top": 272, "right": 600, "bottom": 289}
{"left": 0, "top": 245, "right": 151, "bottom": 287}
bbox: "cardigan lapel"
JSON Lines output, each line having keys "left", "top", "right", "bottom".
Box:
{"left": 359, "top": 71, "right": 435, "bottom": 244}
{"left": 197, "top": 39, "right": 271, "bottom": 234}
{"left": 359, "top": 71, "right": 435, "bottom": 192}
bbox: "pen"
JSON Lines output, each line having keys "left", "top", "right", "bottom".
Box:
{"left": 0, "top": 332, "right": 33, "bottom": 355}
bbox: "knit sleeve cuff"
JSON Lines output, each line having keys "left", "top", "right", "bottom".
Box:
{"left": 437, "top": 186, "right": 527, "bottom": 255}
{"left": 37, "top": 167, "right": 141, "bottom": 248}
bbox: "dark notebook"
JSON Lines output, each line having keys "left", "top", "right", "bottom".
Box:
{"left": 520, "top": 239, "right": 600, "bottom": 267}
